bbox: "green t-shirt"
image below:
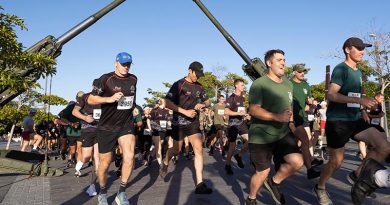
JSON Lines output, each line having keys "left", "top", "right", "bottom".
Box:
{"left": 327, "top": 62, "right": 362, "bottom": 121}
{"left": 211, "top": 103, "right": 226, "bottom": 125}
{"left": 248, "top": 76, "right": 293, "bottom": 144}
{"left": 291, "top": 79, "right": 311, "bottom": 123}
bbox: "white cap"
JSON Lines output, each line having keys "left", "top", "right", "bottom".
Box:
{"left": 320, "top": 101, "right": 327, "bottom": 106}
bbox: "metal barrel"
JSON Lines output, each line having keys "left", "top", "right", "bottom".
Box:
{"left": 0, "top": 0, "right": 125, "bottom": 107}
{"left": 193, "top": 0, "right": 252, "bottom": 65}
{"left": 56, "top": 0, "right": 125, "bottom": 45}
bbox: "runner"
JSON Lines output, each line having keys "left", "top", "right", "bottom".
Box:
{"left": 208, "top": 95, "right": 227, "bottom": 156}
{"left": 150, "top": 99, "right": 170, "bottom": 166}
{"left": 224, "top": 79, "right": 250, "bottom": 175}
{"left": 72, "top": 87, "right": 101, "bottom": 196}
{"left": 290, "top": 64, "right": 322, "bottom": 179}
{"left": 160, "top": 61, "right": 213, "bottom": 194}
{"left": 245, "top": 49, "right": 304, "bottom": 205}
{"left": 88, "top": 52, "right": 137, "bottom": 205}
{"left": 20, "top": 108, "right": 42, "bottom": 152}
{"left": 312, "top": 37, "right": 390, "bottom": 205}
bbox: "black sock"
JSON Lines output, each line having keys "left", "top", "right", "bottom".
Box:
{"left": 118, "top": 181, "right": 126, "bottom": 193}
{"left": 100, "top": 186, "right": 107, "bottom": 195}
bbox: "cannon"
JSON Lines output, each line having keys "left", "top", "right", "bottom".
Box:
{"left": 0, "top": 0, "right": 126, "bottom": 108}
{"left": 0, "top": 0, "right": 125, "bottom": 176}
{"left": 193, "top": 0, "right": 267, "bottom": 81}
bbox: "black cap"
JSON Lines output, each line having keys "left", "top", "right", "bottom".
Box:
{"left": 343, "top": 37, "right": 372, "bottom": 50}
{"left": 189, "top": 61, "right": 204, "bottom": 78}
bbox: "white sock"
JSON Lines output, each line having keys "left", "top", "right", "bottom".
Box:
{"left": 75, "top": 161, "right": 83, "bottom": 172}
{"left": 33, "top": 145, "right": 37, "bottom": 150}
{"left": 374, "top": 169, "right": 390, "bottom": 188}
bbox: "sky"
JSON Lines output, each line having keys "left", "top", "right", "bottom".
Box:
{"left": 2, "top": 0, "right": 390, "bottom": 114}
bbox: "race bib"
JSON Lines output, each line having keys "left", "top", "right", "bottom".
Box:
{"left": 143, "top": 129, "right": 151, "bottom": 135}
{"left": 237, "top": 106, "right": 246, "bottom": 113}
{"left": 117, "top": 96, "right": 134, "bottom": 110}
{"left": 371, "top": 118, "right": 380, "bottom": 125}
{"left": 347, "top": 92, "right": 361, "bottom": 108}
{"left": 217, "top": 109, "right": 225, "bottom": 115}
{"left": 308, "top": 114, "right": 314, "bottom": 121}
{"left": 93, "top": 109, "right": 101, "bottom": 120}
{"left": 160, "top": 120, "right": 167, "bottom": 128}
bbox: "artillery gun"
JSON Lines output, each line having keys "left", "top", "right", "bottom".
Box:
{"left": 0, "top": 0, "right": 125, "bottom": 176}
{"left": 0, "top": 0, "right": 125, "bottom": 108}
{"left": 193, "top": 0, "right": 267, "bottom": 81}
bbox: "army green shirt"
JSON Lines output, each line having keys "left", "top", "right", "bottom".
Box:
{"left": 248, "top": 75, "right": 293, "bottom": 144}
{"left": 211, "top": 103, "right": 226, "bottom": 125}
{"left": 327, "top": 62, "right": 362, "bottom": 121}
{"left": 291, "top": 79, "right": 311, "bottom": 123}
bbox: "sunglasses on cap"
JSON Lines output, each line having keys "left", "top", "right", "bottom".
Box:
{"left": 120, "top": 62, "right": 131, "bottom": 67}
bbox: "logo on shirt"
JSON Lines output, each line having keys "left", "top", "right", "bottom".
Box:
{"left": 196, "top": 91, "right": 201, "bottom": 98}
{"left": 93, "top": 86, "right": 103, "bottom": 95}
{"left": 130, "top": 85, "right": 135, "bottom": 94}
{"left": 288, "top": 91, "right": 293, "bottom": 102}
{"left": 303, "top": 88, "right": 307, "bottom": 94}
{"left": 113, "top": 86, "right": 122, "bottom": 92}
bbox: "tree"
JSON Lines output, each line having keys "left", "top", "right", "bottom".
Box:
{"left": 0, "top": 7, "right": 56, "bottom": 99}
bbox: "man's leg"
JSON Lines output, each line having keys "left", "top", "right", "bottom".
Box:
{"left": 160, "top": 138, "right": 182, "bottom": 178}
{"left": 248, "top": 168, "right": 271, "bottom": 200}
{"left": 118, "top": 134, "right": 136, "bottom": 185}
{"left": 188, "top": 133, "right": 204, "bottom": 185}
{"left": 318, "top": 147, "right": 345, "bottom": 188}
{"left": 152, "top": 135, "right": 162, "bottom": 165}
{"left": 273, "top": 153, "right": 303, "bottom": 184}
{"left": 97, "top": 151, "right": 112, "bottom": 194}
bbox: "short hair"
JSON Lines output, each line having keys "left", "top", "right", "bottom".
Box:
{"left": 264, "top": 49, "right": 285, "bottom": 69}
{"left": 218, "top": 95, "right": 224, "bottom": 99}
{"left": 234, "top": 79, "right": 244, "bottom": 87}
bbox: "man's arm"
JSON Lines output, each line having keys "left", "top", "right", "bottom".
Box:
{"left": 87, "top": 92, "right": 123, "bottom": 105}
{"left": 327, "top": 83, "right": 375, "bottom": 108}
{"left": 164, "top": 98, "right": 196, "bottom": 119}
{"left": 72, "top": 105, "right": 94, "bottom": 123}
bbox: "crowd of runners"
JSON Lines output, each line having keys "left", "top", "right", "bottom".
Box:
{"left": 19, "top": 37, "right": 390, "bottom": 205}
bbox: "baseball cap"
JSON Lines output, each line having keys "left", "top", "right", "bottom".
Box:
{"left": 293, "top": 64, "right": 307, "bottom": 72}
{"left": 189, "top": 61, "right": 204, "bottom": 78}
{"left": 29, "top": 108, "right": 37, "bottom": 113}
{"left": 342, "top": 37, "right": 372, "bottom": 50}
{"left": 115, "top": 52, "right": 132, "bottom": 64}
{"left": 320, "top": 101, "right": 327, "bottom": 106}
{"left": 76, "top": 91, "right": 84, "bottom": 99}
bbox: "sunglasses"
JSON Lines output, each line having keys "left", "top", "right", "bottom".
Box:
{"left": 296, "top": 70, "right": 305, "bottom": 74}
{"left": 120, "top": 62, "right": 131, "bottom": 67}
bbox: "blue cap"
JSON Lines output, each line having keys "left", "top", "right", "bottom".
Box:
{"left": 116, "top": 52, "right": 132, "bottom": 64}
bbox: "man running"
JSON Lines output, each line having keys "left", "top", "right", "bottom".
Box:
{"left": 160, "top": 61, "right": 213, "bottom": 194}
{"left": 245, "top": 49, "right": 304, "bottom": 205}
{"left": 312, "top": 37, "right": 390, "bottom": 205}
{"left": 72, "top": 87, "right": 101, "bottom": 196}
{"left": 224, "top": 79, "right": 250, "bottom": 175}
{"left": 88, "top": 52, "right": 137, "bottom": 205}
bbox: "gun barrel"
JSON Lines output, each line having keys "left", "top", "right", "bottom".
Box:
{"left": 193, "top": 0, "right": 252, "bottom": 65}
{"left": 56, "top": 0, "right": 125, "bottom": 45}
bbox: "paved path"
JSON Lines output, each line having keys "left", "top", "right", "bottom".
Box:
{"left": 0, "top": 141, "right": 389, "bottom": 205}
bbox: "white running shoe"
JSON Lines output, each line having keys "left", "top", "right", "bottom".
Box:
{"left": 75, "top": 161, "right": 83, "bottom": 172}
{"left": 86, "top": 184, "right": 97, "bottom": 197}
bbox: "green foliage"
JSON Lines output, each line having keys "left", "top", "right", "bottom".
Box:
{"left": 311, "top": 83, "right": 326, "bottom": 101}
{"left": 0, "top": 7, "right": 56, "bottom": 95}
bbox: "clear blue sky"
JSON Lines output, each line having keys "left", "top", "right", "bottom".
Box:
{"left": 2, "top": 0, "right": 390, "bottom": 114}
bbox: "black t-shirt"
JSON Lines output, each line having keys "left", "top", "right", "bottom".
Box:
{"left": 150, "top": 107, "right": 170, "bottom": 131}
{"left": 91, "top": 72, "right": 137, "bottom": 132}
{"left": 165, "top": 78, "right": 208, "bottom": 126}
{"left": 225, "top": 93, "right": 245, "bottom": 126}
{"left": 76, "top": 92, "right": 101, "bottom": 131}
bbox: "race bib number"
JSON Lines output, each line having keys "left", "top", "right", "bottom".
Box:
{"left": 217, "top": 109, "right": 225, "bottom": 115}
{"left": 371, "top": 118, "right": 380, "bottom": 125}
{"left": 143, "top": 129, "right": 151, "bottom": 135}
{"left": 347, "top": 92, "right": 361, "bottom": 108}
{"left": 93, "top": 109, "right": 101, "bottom": 120}
{"left": 308, "top": 114, "right": 314, "bottom": 121}
{"left": 117, "top": 96, "right": 134, "bottom": 110}
{"left": 237, "top": 106, "right": 246, "bottom": 113}
{"left": 160, "top": 120, "right": 167, "bottom": 128}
